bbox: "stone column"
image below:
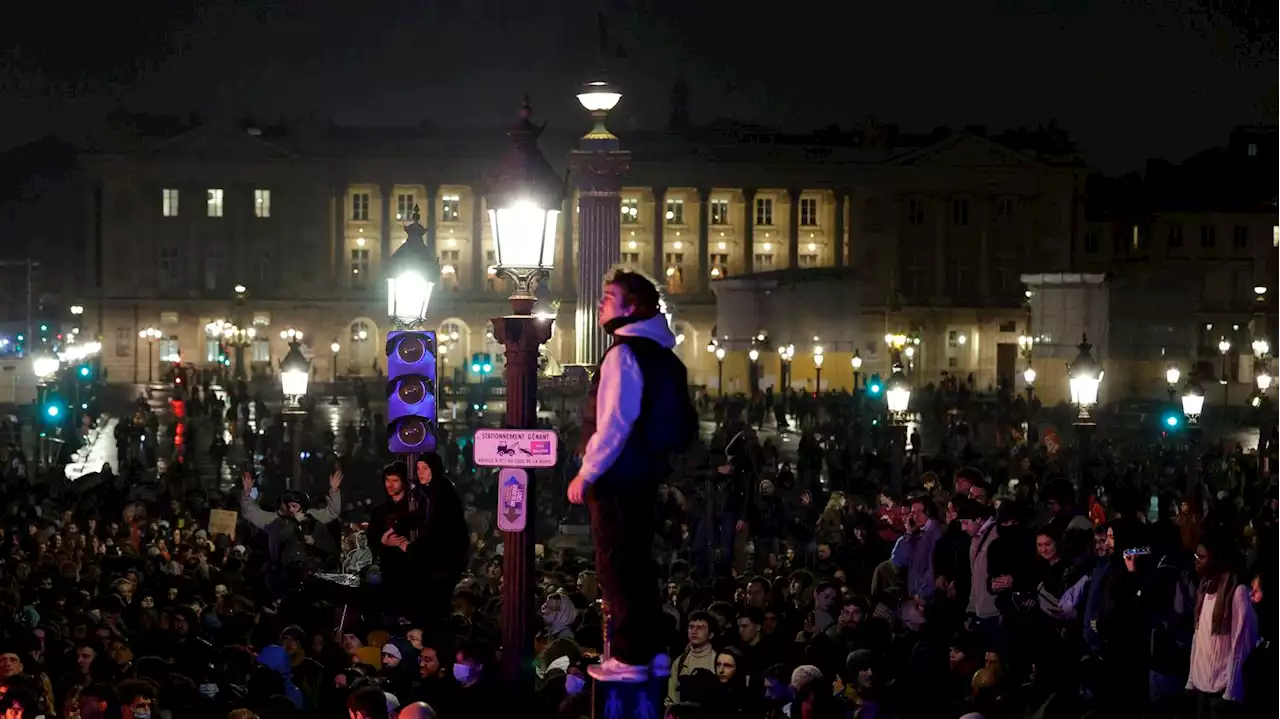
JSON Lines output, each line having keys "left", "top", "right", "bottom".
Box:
{"left": 787, "top": 187, "right": 802, "bottom": 269}
{"left": 696, "top": 187, "right": 711, "bottom": 293}
{"left": 651, "top": 187, "right": 667, "bottom": 281}
{"left": 470, "top": 186, "right": 485, "bottom": 293}
{"left": 570, "top": 134, "right": 629, "bottom": 365}
{"left": 742, "top": 188, "right": 756, "bottom": 274}
{"left": 425, "top": 185, "right": 438, "bottom": 257}
{"left": 833, "top": 191, "right": 847, "bottom": 268}
{"left": 332, "top": 182, "right": 346, "bottom": 282}
{"left": 559, "top": 193, "right": 575, "bottom": 300}
{"left": 379, "top": 183, "right": 393, "bottom": 264}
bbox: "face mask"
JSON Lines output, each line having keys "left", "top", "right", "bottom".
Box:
{"left": 452, "top": 663, "right": 474, "bottom": 683}
{"left": 134, "top": 712, "right": 151, "bottom": 719}
{"left": 198, "top": 683, "right": 219, "bottom": 697}
{"left": 565, "top": 673, "right": 585, "bottom": 695}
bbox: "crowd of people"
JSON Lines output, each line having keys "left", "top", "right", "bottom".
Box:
{"left": 0, "top": 305, "right": 1274, "bottom": 718}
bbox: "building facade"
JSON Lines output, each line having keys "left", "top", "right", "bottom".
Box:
{"left": 78, "top": 118, "right": 1092, "bottom": 390}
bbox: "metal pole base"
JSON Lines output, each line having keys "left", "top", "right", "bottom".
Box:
{"left": 592, "top": 677, "right": 664, "bottom": 719}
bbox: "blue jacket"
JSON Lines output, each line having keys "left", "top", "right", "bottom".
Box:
{"left": 891, "top": 519, "right": 943, "bottom": 599}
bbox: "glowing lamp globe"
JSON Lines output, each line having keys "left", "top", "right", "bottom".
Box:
{"left": 851, "top": 353, "right": 863, "bottom": 371}
{"left": 1258, "top": 370, "right": 1273, "bottom": 392}
{"left": 748, "top": 348, "right": 759, "bottom": 362}
{"left": 1181, "top": 381, "right": 1205, "bottom": 419}
{"left": 385, "top": 205, "right": 437, "bottom": 327}
{"left": 279, "top": 342, "right": 311, "bottom": 399}
{"left": 490, "top": 200, "right": 559, "bottom": 271}
{"left": 1165, "top": 366, "right": 1181, "bottom": 386}
{"left": 33, "top": 355, "right": 60, "bottom": 378}
{"left": 1023, "top": 367, "right": 1037, "bottom": 385}
{"left": 715, "top": 347, "right": 726, "bottom": 361}
{"left": 1067, "top": 335, "right": 1103, "bottom": 412}
{"left": 885, "top": 366, "right": 912, "bottom": 415}
{"left": 577, "top": 80, "right": 622, "bottom": 113}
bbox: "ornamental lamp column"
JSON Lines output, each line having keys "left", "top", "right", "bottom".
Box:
{"left": 485, "top": 98, "right": 561, "bottom": 690}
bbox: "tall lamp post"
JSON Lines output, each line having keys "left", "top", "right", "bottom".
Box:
{"left": 1181, "top": 378, "right": 1205, "bottom": 494}
{"left": 851, "top": 350, "right": 863, "bottom": 390}
{"left": 884, "top": 353, "right": 912, "bottom": 492}
{"left": 748, "top": 347, "right": 760, "bottom": 397}
{"left": 329, "top": 341, "right": 341, "bottom": 405}
{"left": 1165, "top": 366, "right": 1181, "bottom": 403}
{"left": 779, "top": 343, "right": 795, "bottom": 413}
{"left": 715, "top": 347, "right": 726, "bottom": 395}
{"left": 1067, "top": 335, "right": 1103, "bottom": 494}
{"left": 486, "top": 98, "right": 561, "bottom": 689}
{"left": 279, "top": 332, "right": 310, "bottom": 491}
{"left": 1217, "top": 337, "right": 1231, "bottom": 406}
{"left": 571, "top": 79, "right": 629, "bottom": 365}
{"left": 812, "top": 345, "right": 824, "bottom": 395}
{"left": 138, "top": 327, "right": 162, "bottom": 383}
{"left": 1022, "top": 366, "right": 1037, "bottom": 404}
{"left": 385, "top": 205, "right": 440, "bottom": 477}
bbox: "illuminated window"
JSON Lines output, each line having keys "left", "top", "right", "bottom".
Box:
{"left": 254, "top": 189, "right": 271, "bottom": 218}
{"left": 709, "top": 253, "right": 729, "bottom": 278}
{"left": 441, "top": 194, "right": 461, "bottom": 222}
{"left": 621, "top": 198, "right": 639, "bottom": 224}
{"left": 755, "top": 198, "right": 773, "bottom": 226}
{"left": 350, "top": 248, "right": 370, "bottom": 287}
{"left": 710, "top": 199, "right": 730, "bottom": 225}
{"left": 162, "top": 189, "right": 179, "bottom": 217}
{"left": 799, "top": 197, "right": 818, "bottom": 227}
{"left": 160, "top": 337, "right": 182, "bottom": 363}
{"left": 207, "top": 189, "right": 224, "bottom": 217}
{"left": 397, "top": 194, "right": 415, "bottom": 221}
{"left": 754, "top": 252, "right": 775, "bottom": 268}
{"left": 665, "top": 199, "right": 685, "bottom": 225}
{"left": 439, "top": 250, "right": 460, "bottom": 290}
{"left": 352, "top": 193, "right": 370, "bottom": 221}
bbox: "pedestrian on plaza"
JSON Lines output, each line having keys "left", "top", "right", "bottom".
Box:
{"left": 567, "top": 269, "right": 698, "bottom": 683}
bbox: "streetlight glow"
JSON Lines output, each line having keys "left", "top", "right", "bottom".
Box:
{"left": 1181, "top": 380, "right": 1205, "bottom": 421}
{"left": 1258, "top": 370, "right": 1273, "bottom": 392}
{"left": 1165, "top": 366, "right": 1181, "bottom": 386}
{"left": 576, "top": 80, "right": 622, "bottom": 113}
{"left": 748, "top": 348, "right": 759, "bottom": 362}
{"left": 1023, "top": 366, "right": 1037, "bottom": 384}
{"left": 1067, "top": 334, "right": 1103, "bottom": 419}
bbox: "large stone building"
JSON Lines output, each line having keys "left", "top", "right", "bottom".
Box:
{"left": 77, "top": 113, "right": 1093, "bottom": 391}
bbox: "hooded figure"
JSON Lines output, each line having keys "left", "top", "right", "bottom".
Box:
{"left": 256, "top": 644, "right": 303, "bottom": 708}
{"left": 540, "top": 590, "right": 579, "bottom": 641}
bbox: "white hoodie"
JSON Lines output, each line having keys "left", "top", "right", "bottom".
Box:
{"left": 579, "top": 314, "right": 677, "bottom": 485}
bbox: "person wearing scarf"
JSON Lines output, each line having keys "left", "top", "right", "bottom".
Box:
{"left": 1186, "top": 534, "right": 1258, "bottom": 710}
{"left": 540, "top": 590, "right": 578, "bottom": 641}
{"left": 368, "top": 462, "right": 431, "bottom": 624}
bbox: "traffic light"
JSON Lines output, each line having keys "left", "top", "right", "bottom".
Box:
{"left": 471, "top": 353, "right": 481, "bottom": 373}
{"left": 386, "top": 330, "right": 437, "bottom": 454}
{"left": 1161, "top": 410, "right": 1182, "bottom": 430}
{"left": 469, "top": 353, "right": 494, "bottom": 376}
{"left": 867, "top": 374, "right": 883, "bottom": 395}
{"left": 77, "top": 364, "right": 92, "bottom": 379}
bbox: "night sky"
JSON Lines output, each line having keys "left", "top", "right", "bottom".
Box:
{"left": 1, "top": 0, "right": 1273, "bottom": 172}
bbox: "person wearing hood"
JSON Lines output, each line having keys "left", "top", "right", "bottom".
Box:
{"left": 256, "top": 644, "right": 303, "bottom": 709}
{"left": 239, "top": 467, "right": 343, "bottom": 590}
{"left": 540, "top": 590, "right": 578, "bottom": 641}
{"left": 567, "top": 269, "right": 698, "bottom": 684}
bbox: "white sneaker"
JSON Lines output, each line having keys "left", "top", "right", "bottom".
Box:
{"left": 650, "top": 653, "right": 672, "bottom": 678}
{"left": 588, "top": 657, "right": 650, "bottom": 684}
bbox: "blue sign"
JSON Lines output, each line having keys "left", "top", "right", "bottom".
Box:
{"left": 497, "top": 468, "right": 529, "bottom": 532}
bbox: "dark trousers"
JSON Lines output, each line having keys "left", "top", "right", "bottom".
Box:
{"left": 589, "top": 481, "right": 662, "bottom": 666}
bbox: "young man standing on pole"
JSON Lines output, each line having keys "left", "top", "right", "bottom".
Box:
{"left": 568, "top": 269, "right": 697, "bottom": 683}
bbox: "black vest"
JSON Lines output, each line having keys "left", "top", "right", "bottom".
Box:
{"left": 578, "top": 335, "right": 689, "bottom": 488}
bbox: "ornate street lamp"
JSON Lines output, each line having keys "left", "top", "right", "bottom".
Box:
{"left": 1181, "top": 379, "right": 1205, "bottom": 424}
{"left": 715, "top": 347, "right": 727, "bottom": 396}
{"left": 484, "top": 98, "right": 563, "bottom": 689}
{"left": 1067, "top": 335, "right": 1103, "bottom": 422}
{"left": 1257, "top": 369, "right": 1273, "bottom": 393}
{"left": 884, "top": 352, "right": 912, "bottom": 491}
{"left": 851, "top": 350, "right": 863, "bottom": 389}
{"left": 329, "top": 340, "right": 341, "bottom": 405}
{"left": 386, "top": 206, "right": 438, "bottom": 330}
{"left": 1023, "top": 366, "right": 1037, "bottom": 403}
{"left": 812, "top": 345, "right": 825, "bottom": 394}
{"left": 1165, "top": 365, "right": 1181, "bottom": 402}
{"left": 139, "top": 327, "right": 162, "bottom": 383}
{"left": 278, "top": 331, "right": 311, "bottom": 490}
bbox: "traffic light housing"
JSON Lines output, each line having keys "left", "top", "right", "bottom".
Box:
{"left": 1161, "top": 410, "right": 1182, "bottom": 431}
{"left": 386, "top": 330, "right": 437, "bottom": 454}
{"left": 77, "top": 364, "right": 92, "bottom": 380}
{"left": 470, "top": 353, "right": 494, "bottom": 375}
{"left": 867, "top": 373, "right": 883, "bottom": 395}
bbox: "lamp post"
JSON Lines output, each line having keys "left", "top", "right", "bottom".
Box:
{"left": 812, "top": 345, "right": 825, "bottom": 395}
{"left": 748, "top": 347, "right": 760, "bottom": 397}
{"left": 1165, "top": 366, "right": 1181, "bottom": 403}
{"left": 884, "top": 353, "right": 912, "bottom": 492}
{"left": 1067, "top": 335, "right": 1103, "bottom": 494}
{"left": 279, "top": 332, "right": 310, "bottom": 491}
{"left": 329, "top": 341, "right": 341, "bottom": 405}
{"left": 138, "top": 327, "right": 161, "bottom": 383}
{"left": 851, "top": 350, "right": 863, "bottom": 390}
{"left": 1217, "top": 337, "right": 1231, "bottom": 406}
{"left": 1181, "top": 378, "right": 1205, "bottom": 493}
{"left": 778, "top": 344, "right": 795, "bottom": 412}
{"left": 1023, "top": 366, "right": 1037, "bottom": 404}
{"left": 571, "top": 79, "right": 629, "bottom": 365}
{"left": 715, "top": 347, "right": 726, "bottom": 395}
{"left": 485, "top": 98, "right": 561, "bottom": 690}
